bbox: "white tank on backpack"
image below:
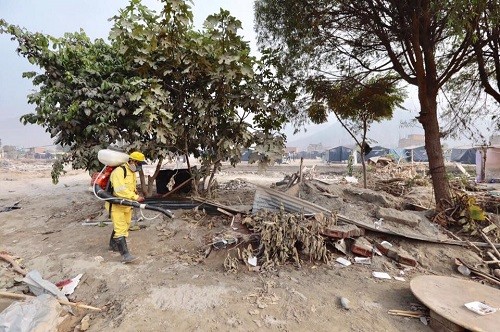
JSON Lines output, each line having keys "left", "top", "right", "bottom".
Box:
{"left": 98, "top": 149, "right": 129, "bottom": 166}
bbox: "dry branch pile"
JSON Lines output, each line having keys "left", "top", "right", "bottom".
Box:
{"left": 241, "top": 210, "right": 336, "bottom": 269}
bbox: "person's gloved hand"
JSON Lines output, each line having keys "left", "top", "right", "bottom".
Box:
{"left": 137, "top": 196, "right": 145, "bottom": 203}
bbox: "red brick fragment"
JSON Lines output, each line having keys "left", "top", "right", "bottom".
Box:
{"left": 321, "top": 224, "right": 364, "bottom": 239}
{"left": 351, "top": 237, "right": 373, "bottom": 257}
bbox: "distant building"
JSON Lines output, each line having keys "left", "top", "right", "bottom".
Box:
{"left": 398, "top": 134, "right": 425, "bottom": 148}
{"left": 476, "top": 145, "right": 500, "bottom": 182}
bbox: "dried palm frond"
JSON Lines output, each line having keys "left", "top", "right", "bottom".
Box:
{"left": 241, "top": 208, "right": 336, "bottom": 269}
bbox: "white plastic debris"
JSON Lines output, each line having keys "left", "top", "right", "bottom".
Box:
{"left": 354, "top": 257, "right": 371, "bottom": 265}
{"left": 380, "top": 240, "right": 392, "bottom": 247}
{"left": 60, "top": 274, "right": 83, "bottom": 295}
{"left": 372, "top": 272, "right": 392, "bottom": 280}
{"left": 373, "top": 218, "right": 384, "bottom": 229}
{"left": 247, "top": 256, "right": 257, "bottom": 267}
{"left": 0, "top": 294, "right": 62, "bottom": 332}
{"left": 393, "top": 276, "right": 406, "bottom": 282}
{"left": 464, "top": 301, "right": 497, "bottom": 315}
{"left": 23, "top": 270, "right": 68, "bottom": 301}
{"left": 335, "top": 257, "right": 352, "bottom": 266}
{"left": 457, "top": 265, "right": 471, "bottom": 276}
{"left": 372, "top": 247, "right": 383, "bottom": 256}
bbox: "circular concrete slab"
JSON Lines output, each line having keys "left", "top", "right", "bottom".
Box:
{"left": 410, "top": 275, "right": 500, "bottom": 332}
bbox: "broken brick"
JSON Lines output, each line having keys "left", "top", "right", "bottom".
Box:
{"left": 351, "top": 237, "right": 373, "bottom": 257}
{"left": 321, "top": 224, "right": 364, "bottom": 239}
{"left": 375, "top": 242, "right": 417, "bottom": 267}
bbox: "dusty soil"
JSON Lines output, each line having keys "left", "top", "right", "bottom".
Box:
{"left": 0, "top": 158, "right": 490, "bottom": 331}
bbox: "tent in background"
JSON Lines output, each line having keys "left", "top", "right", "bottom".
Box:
{"left": 404, "top": 146, "right": 428, "bottom": 162}
{"left": 450, "top": 147, "right": 476, "bottom": 164}
{"left": 325, "top": 146, "right": 359, "bottom": 163}
{"left": 365, "top": 146, "right": 391, "bottom": 159}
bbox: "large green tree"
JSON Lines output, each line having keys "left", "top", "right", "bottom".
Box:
{"left": 1, "top": 0, "right": 285, "bottom": 196}
{"left": 255, "top": 0, "right": 484, "bottom": 208}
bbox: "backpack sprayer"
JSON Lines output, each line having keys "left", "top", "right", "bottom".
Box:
{"left": 92, "top": 149, "right": 174, "bottom": 219}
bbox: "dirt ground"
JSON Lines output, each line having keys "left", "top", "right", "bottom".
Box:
{"left": 0, "top": 158, "right": 494, "bottom": 331}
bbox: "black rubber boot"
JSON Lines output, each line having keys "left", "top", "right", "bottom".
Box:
{"left": 109, "top": 230, "right": 118, "bottom": 252}
{"left": 114, "top": 236, "right": 137, "bottom": 263}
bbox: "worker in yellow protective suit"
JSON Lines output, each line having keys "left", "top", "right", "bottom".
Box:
{"left": 107, "top": 151, "right": 146, "bottom": 263}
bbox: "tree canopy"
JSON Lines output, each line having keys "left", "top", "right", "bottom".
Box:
{"left": 255, "top": 0, "right": 488, "bottom": 208}
{"left": 1, "top": 0, "right": 285, "bottom": 194}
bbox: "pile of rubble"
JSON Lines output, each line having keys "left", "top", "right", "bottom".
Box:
{"left": 204, "top": 164, "right": 500, "bottom": 289}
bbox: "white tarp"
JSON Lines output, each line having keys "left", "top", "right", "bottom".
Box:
{"left": 0, "top": 294, "right": 62, "bottom": 332}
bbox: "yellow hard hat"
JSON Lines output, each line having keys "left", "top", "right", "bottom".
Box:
{"left": 129, "top": 151, "right": 146, "bottom": 164}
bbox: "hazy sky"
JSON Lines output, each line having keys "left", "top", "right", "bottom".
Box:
{"left": 1, "top": 0, "right": 478, "bottom": 149}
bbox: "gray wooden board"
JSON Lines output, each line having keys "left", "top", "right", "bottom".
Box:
{"left": 410, "top": 275, "right": 500, "bottom": 332}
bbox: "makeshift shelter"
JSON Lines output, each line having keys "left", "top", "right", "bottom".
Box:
{"left": 388, "top": 148, "right": 407, "bottom": 162}
{"left": 365, "top": 146, "right": 391, "bottom": 159}
{"left": 450, "top": 147, "right": 476, "bottom": 164}
{"left": 325, "top": 146, "right": 359, "bottom": 163}
{"left": 404, "top": 146, "right": 428, "bottom": 162}
{"left": 476, "top": 145, "right": 500, "bottom": 182}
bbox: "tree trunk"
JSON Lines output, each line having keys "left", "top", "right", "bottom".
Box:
{"left": 361, "top": 153, "right": 367, "bottom": 189}
{"left": 479, "top": 146, "right": 487, "bottom": 182}
{"left": 418, "top": 92, "right": 451, "bottom": 209}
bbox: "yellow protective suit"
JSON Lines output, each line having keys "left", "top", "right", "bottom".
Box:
{"left": 106, "top": 163, "right": 140, "bottom": 238}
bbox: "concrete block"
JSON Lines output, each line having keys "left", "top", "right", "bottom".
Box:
{"left": 376, "top": 207, "right": 421, "bottom": 227}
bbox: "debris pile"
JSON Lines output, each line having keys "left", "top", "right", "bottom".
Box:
{"left": 0, "top": 250, "right": 100, "bottom": 331}
{"left": 241, "top": 210, "right": 335, "bottom": 269}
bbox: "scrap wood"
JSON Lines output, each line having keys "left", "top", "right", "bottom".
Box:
{"left": 217, "top": 207, "right": 234, "bottom": 217}
{"left": 191, "top": 196, "right": 247, "bottom": 215}
{"left": 388, "top": 309, "right": 426, "bottom": 318}
{"left": 480, "top": 231, "right": 500, "bottom": 259}
{"left": 456, "top": 258, "right": 500, "bottom": 287}
{"left": 485, "top": 252, "right": 500, "bottom": 266}
{"left": 0, "top": 252, "right": 27, "bottom": 276}
{"left": 161, "top": 177, "right": 193, "bottom": 198}
{"left": 466, "top": 240, "right": 483, "bottom": 255}
{"left": 0, "top": 291, "right": 102, "bottom": 311}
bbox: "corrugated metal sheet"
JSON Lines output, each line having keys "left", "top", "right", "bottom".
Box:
{"left": 252, "top": 185, "right": 330, "bottom": 215}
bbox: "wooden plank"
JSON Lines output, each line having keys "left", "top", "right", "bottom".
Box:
{"left": 410, "top": 275, "right": 500, "bottom": 332}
